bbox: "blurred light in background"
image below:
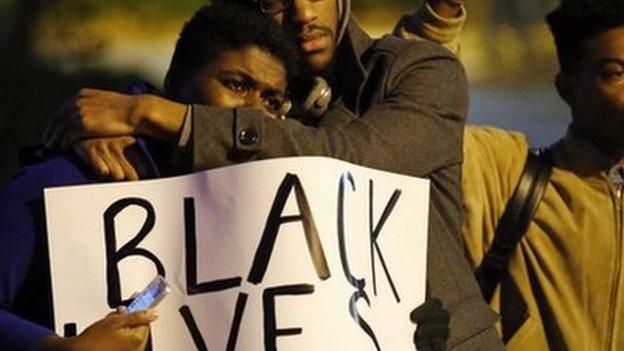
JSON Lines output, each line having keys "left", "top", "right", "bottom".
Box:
{"left": 0, "top": 0, "right": 568, "bottom": 183}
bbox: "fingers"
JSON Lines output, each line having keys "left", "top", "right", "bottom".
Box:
{"left": 74, "top": 138, "right": 140, "bottom": 181}
{"left": 107, "top": 306, "right": 125, "bottom": 316}
{"left": 414, "top": 325, "right": 449, "bottom": 351}
{"left": 432, "top": 336, "right": 448, "bottom": 351}
{"left": 412, "top": 298, "right": 450, "bottom": 351}
{"left": 97, "top": 143, "right": 126, "bottom": 181}
{"left": 424, "top": 303, "right": 450, "bottom": 324}
{"left": 416, "top": 323, "right": 450, "bottom": 340}
{"left": 124, "top": 144, "right": 154, "bottom": 179}
{"left": 105, "top": 305, "right": 154, "bottom": 326}
{"left": 74, "top": 142, "right": 110, "bottom": 178}
{"left": 135, "top": 326, "right": 151, "bottom": 351}
{"left": 410, "top": 298, "right": 445, "bottom": 323}
{"left": 116, "top": 310, "right": 159, "bottom": 328}
{"left": 79, "top": 88, "right": 103, "bottom": 97}
{"left": 410, "top": 303, "right": 428, "bottom": 323}
{"left": 72, "top": 310, "right": 153, "bottom": 351}
{"left": 112, "top": 143, "right": 139, "bottom": 181}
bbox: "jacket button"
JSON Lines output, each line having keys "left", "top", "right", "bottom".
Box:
{"left": 239, "top": 129, "right": 259, "bottom": 145}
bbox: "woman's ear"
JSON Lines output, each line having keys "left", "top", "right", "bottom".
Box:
{"left": 555, "top": 72, "right": 575, "bottom": 106}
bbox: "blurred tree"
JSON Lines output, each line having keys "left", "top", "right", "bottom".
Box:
{"left": 0, "top": 0, "right": 149, "bottom": 184}
{"left": 45, "top": 0, "right": 202, "bottom": 20}
{"left": 491, "top": 0, "right": 557, "bottom": 29}
{"left": 0, "top": 0, "right": 11, "bottom": 41}
{"left": 5, "top": 0, "right": 50, "bottom": 56}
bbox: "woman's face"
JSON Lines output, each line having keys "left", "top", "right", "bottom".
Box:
{"left": 192, "top": 45, "right": 290, "bottom": 118}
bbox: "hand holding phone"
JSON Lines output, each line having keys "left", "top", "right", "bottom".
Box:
{"left": 125, "top": 275, "right": 170, "bottom": 314}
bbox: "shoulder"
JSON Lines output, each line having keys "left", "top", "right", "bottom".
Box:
{"left": 463, "top": 125, "right": 530, "bottom": 201}
{"left": 465, "top": 124, "right": 529, "bottom": 143}
{"left": 373, "top": 35, "right": 462, "bottom": 74}
{"left": 2, "top": 154, "right": 94, "bottom": 202}
{"left": 0, "top": 154, "right": 95, "bottom": 257}
{"left": 368, "top": 35, "right": 467, "bottom": 115}
{"left": 460, "top": 126, "right": 531, "bottom": 271}
{"left": 465, "top": 125, "right": 530, "bottom": 162}
{"left": 366, "top": 35, "right": 463, "bottom": 84}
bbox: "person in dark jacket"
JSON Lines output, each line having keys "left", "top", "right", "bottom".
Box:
{"left": 45, "top": 0, "right": 504, "bottom": 349}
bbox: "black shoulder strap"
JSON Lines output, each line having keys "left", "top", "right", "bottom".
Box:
{"left": 474, "top": 148, "right": 553, "bottom": 302}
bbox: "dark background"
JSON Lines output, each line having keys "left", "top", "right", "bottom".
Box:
{"left": 0, "top": 0, "right": 564, "bottom": 184}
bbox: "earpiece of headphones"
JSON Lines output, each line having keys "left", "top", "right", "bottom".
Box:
{"left": 301, "top": 77, "right": 332, "bottom": 119}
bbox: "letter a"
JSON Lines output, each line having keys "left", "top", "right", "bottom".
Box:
{"left": 248, "top": 173, "right": 330, "bottom": 284}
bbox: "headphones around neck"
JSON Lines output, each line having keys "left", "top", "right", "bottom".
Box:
{"left": 301, "top": 77, "right": 332, "bottom": 119}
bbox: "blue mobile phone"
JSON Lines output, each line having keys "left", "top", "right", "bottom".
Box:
{"left": 125, "top": 275, "right": 170, "bottom": 314}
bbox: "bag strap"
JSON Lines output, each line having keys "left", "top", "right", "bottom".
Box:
{"left": 474, "top": 148, "right": 553, "bottom": 302}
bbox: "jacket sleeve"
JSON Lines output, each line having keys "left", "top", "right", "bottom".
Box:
{"left": 0, "top": 310, "right": 53, "bottom": 351}
{"left": 0, "top": 170, "right": 55, "bottom": 351}
{"left": 190, "top": 41, "right": 467, "bottom": 179}
{"left": 393, "top": 2, "right": 466, "bottom": 56}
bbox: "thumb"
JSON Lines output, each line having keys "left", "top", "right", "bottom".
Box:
{"left": 118, "top": 310, "right": 158, "bottom": 328}
{"left": 411, "top": 298, "right": 444, "bottom": 323}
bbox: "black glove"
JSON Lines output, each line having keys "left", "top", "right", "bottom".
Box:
{"left": 411, "top": 298, "right": 451, "bottom": 351}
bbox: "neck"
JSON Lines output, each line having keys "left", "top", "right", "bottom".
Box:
{"left": 319, "top": 60, "right": 337, "bottom": 89}
{"left": 572, "top": 124, "right": 624, "bottom": 165}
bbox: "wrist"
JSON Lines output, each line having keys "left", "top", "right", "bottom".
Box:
{"left": 133, "top": 95, "right": 159, "bottom": 134}
{"left": 136, "top": 95, "right": 187, "bottom": 143}
{"left": 37, "top": 335, "right": 75, "bottom": 351}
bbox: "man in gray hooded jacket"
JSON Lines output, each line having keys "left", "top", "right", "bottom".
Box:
{"left": 47, "top": 0, "right": 504, "bottom": 349}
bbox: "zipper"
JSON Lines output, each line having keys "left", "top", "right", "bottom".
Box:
{"left": 606, "top": 185, "right": 623, "bottom": 350}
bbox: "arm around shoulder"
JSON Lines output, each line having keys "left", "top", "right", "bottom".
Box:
{"left": 191, "top": 40, "right": 468, "bottom": 178}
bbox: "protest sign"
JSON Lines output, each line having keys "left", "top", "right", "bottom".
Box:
{"left": 45, "top": 157, "right": 430, "bottom": 350}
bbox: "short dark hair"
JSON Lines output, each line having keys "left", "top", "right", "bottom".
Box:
{"left": 164, "top": 3, "right": 299, "bottom": 100}
{"left": 547, "top": 0, "right": 624, "bottom": 74}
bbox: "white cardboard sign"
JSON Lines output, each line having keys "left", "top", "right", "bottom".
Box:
{"left": 44, "top": 157, "right": 430, "bottom": 351}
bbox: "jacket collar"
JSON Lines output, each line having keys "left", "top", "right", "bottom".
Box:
{"left": 554, "top": 126, "right": 621, "bottom": 185}
{"left": 333, "top": 18, "right": 373, "bottom": 111}
{"left": 342, "top": 17, "right": 373, "bottom": 65}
